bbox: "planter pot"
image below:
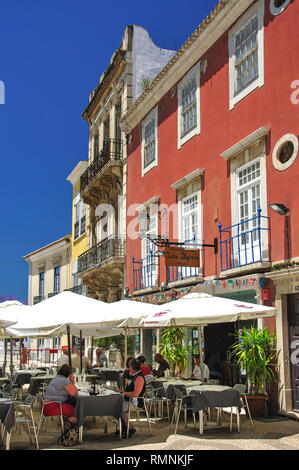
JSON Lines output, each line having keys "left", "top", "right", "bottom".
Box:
{"left": 245, "top": 394, "right": 267, "bottom": 418}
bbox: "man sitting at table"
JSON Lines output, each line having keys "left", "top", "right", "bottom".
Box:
{"left": 191, "top": 354, "right": 210, "bottom": 382}
{"left": 152, "top": 353, "right": 170, "bottom": 378}
{"left": 72, "top": 350, "right": 91, "bottom": 373}
{"left": 119, "top": 359, "right": 146, "bottom": 438}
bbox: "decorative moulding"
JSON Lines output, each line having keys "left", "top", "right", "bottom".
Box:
{"left": 171, "top": 168, "right": 205, "bottom": 191}
{"left": 221, "top": 126, "right": 271, "bottom": 160}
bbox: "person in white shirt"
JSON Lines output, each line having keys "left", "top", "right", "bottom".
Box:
{"left": 57, "top": 349, "right": 69, "bottom": 367}
{"left": 191, "top": 354, "right": 210, "bottom": 382}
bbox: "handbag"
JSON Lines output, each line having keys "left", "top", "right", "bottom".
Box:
{"left": 57, "top": 420, "right": 79, "bottom": 447}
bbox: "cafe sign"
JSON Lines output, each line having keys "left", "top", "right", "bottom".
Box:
{"left": 165, "top": 246, "right": 200, "bottom": 267}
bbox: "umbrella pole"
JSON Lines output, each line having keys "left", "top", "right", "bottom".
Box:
{"left": 3, "top": 338, "right": 7, "bottom": 375}
{"left": 124, "top": 328, "right": 128, "bottom": 367}
{"left": 9, "top": 337, "right": 13, "bottom": 389}
{"left": 198, "top": 327, "right": 205, "bottom": 382}
{"left": 19, "top": 339, "right": 22, "bottom": 370}
{"left": 67, "top": 325, "right": 72, "bottom": 370}
{"left": 80, "top": 330, "right": 83, "bottom": 374}
{"left": 91, "top": 336, "right": 94, "bottom": 366}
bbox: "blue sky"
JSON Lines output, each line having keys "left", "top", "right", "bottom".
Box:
{"left": 0, "top": 0, "right": 218, "bottom": 302}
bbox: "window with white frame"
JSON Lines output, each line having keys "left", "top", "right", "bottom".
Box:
{"left": 228, "top": 0, "right": 264, "bottom": 109}
{"left": 39, "top": 271, "right": 44, "bottom": 297}
{"left": 141, "top": 214, "right": 158, "bottom": 288}
{"left": 181, "top": 193, "right": 200, "bottom": 277}
{"left": 74, "top": 192, "right": 86, "bottom": 240}
{"left": 237, "top": 159, "right": 261, "bottom": 263}
{"left": 54, "top": 266, "right": 61, "bottom": 293}
{"left": 141, "top": 107, "right": 158, "bottom": 175}
{"left": 177, "top": 63, "right": 201, "bottom": 148}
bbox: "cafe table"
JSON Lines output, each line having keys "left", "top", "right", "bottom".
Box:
{"left": 0, "top": 398, "right": 15, "bottom": 450}
{"left": 74, "top": 389, "right": 124, "bottom": 443}
{"left": 12, "top": 370, "right": 45, "bottom": 387}
{"left": 185, "top": 385, "right": 243, "bottom": 434}
{"left": 28, "top": 374, "right": 54, "bottom": 395}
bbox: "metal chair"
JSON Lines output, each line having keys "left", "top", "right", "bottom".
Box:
{"left": 232, "top": 384, "right": 254, "bottom": 430}
{"left": 36, "top": 399, "right": 64, "bottom": 436}
{"left": 152, "top": 386, "right": 171, "bottom": 420}
{"left": 14, "top": 395, "right": 39, "bottom": 449}
{"left": 170, "top": 386, "right": 197, "bottom": 434}
{"left": 126, "top": 395, "right": 154, "bottom": 438}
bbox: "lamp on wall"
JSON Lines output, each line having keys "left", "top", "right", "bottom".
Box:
{"left": 269, "top": 203, "right": 289, "bottom": 215}
{"left": 269, "top": 203, "right": 291, "bottom": 260}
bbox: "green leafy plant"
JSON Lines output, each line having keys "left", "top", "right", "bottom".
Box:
{"left": 159, "top": 328, "right": 188, "bottom": 376}
{"left": 231, "top": 327, "right": 277, "bottom": 395}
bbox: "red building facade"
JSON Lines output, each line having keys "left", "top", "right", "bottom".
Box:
{"left": 122, "top": 0, "right": 299, "bottom": 415}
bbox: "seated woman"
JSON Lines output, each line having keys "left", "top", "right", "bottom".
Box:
{"left": 43, "top": 364, "right": 78, "bottom": 425}
{"left": 136, "top": 355, "right": 152, "bottom": 376}
{"left": 120, "top": 359, "right": 146, "bottom": 437}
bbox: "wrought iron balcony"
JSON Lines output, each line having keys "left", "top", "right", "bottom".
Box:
{"left": 132, "top": 251, "right": 159, "bottom": 292}
{"left": 218, "top": 208, "right": 270, "bottom": 272}
{"left": 80, "top": 139, "right": 122, "bottom": 193}
{"left": 33, "top": 295, "right": 45, "bottom": 304}
{"left": 48, "top": 291, "right": 60, "bottom": 298}
{"left": 78, "top": 236, "right": 125, "bottom": 274}
{"left": 65, "top": 285, "right": 88, "bottom": 296}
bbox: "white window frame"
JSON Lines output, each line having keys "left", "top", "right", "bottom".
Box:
{"left": 270, "top": 0, "right": 291, "bottom": 16}
{"left": 141, "top": 106, "right": 158, "bottom": 176}
{"left": 177, "top": 62, "right": 201, "bottom": 149}
{"left": 141, "top": 212, "right": 159, "bottom": 287}
{"left": 231, "top": 153, "right": 269, "bottom": 266}
{"left": 74, "top": 192, "right": 86, "bottom": 240}
{"left": 228, "top": 0, "right": 265, "bottom": 110}
{"left": 178, "top": 192, "right": 202, "bottom": 278}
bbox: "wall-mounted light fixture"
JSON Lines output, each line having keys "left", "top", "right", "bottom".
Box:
{"left": 269, "top": 203, "right": 289, "bottom": 215}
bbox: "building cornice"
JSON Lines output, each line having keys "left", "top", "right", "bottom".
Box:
{"left": 23, "top": 234, "right": 72, "bottom": 262}
{"left": 220, "top": 126, "right": 271, "bottom": 160}
{"left": 121, "top": 0, "right": 254, "bottom": 133}
{"left": 82, "top": 50, "right": 127, "bottom": 124}
{"left": 171, "top": 168, "right": 205, "bottom": 191}
{"left": 67, "top": 161, "right": 89, "bottom": 185}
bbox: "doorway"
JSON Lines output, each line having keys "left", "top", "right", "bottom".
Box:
{"left": 288, "top": 293, "right": 299, "bottom": 412}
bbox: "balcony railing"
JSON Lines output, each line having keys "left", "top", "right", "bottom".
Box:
{"left": 33, "top": 294, "right": 45, "bottom": 305}
{"left": 78, "top": 236, "right": 125, "bottom": 273}
{"left": 48, "top": 291, "right": 60, "bottom": 299}
{"left": 80, "top": 139, "right": 122, "bottom": 192}
{"left": 133, "top": 251, "right": 159, "bottom": 291}
{"left": 64, "top": 285, "right": 88, "bottom": 296}
{"left": 218, "top": 208, "right": 270, "bottom": 272}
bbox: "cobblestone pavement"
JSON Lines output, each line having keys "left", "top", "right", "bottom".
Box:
{"left": 4, "top": 407, "right": 299, "bottom": 451}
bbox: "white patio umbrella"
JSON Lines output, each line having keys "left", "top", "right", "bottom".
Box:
{"left": 99, "top": 299, "right": 161, "bottom": 358}
{"left": 135, "top": 292, "right": 276, "bottom": 378}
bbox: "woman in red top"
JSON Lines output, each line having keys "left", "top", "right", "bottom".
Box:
{"left": 136, "top": 355, "right": 152, "bottom": 376}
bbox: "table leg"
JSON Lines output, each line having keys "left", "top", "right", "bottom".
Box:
{"left": 104, "top": 416, "right": 108, "bottom": 433}
{"left": 79, "top": 425, "right": 83, "bottom": 444}
{"left": 199, "top": 410, "right": 204, "bottom": 435}
{"left": 236, "top": 407, "right": 240, "bottom": 432}
{"left": 6, "top": 431, "right": 11, "bottom": 450}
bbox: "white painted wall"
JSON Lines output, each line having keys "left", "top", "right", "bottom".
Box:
{"left": 132, "top": 25, "right": 176, "bottom": 102}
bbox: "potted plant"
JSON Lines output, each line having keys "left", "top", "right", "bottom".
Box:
{"left": 159, "top": 328, "right": 188, "bottom": 377}
{"left": 231, "top": 326, "right": 277, "bottom": 417}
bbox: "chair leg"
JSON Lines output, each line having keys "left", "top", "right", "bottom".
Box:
{"left": 174, "top": 401, "right": 182, "bottom": 435}
{"left": 144, "top": 403, "right": 152, "bottom": 436}
{"left": 31, "top": 409, "right": 39, "bottom": 450}
{"left": 244, "top": 395, "right": 254, "bottom": 430}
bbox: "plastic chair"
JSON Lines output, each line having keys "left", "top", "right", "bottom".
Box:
{"left": 232, "top": 384, "right": 254, "bottom": 430}
{"left": 170, "top": 386, "right": 197, "bottom": 434}
{"left": 14, "top": 395, "right": 39, "bottom": 449}
{"left": 36, "top": 399, "right": 64, "bottom": 436}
